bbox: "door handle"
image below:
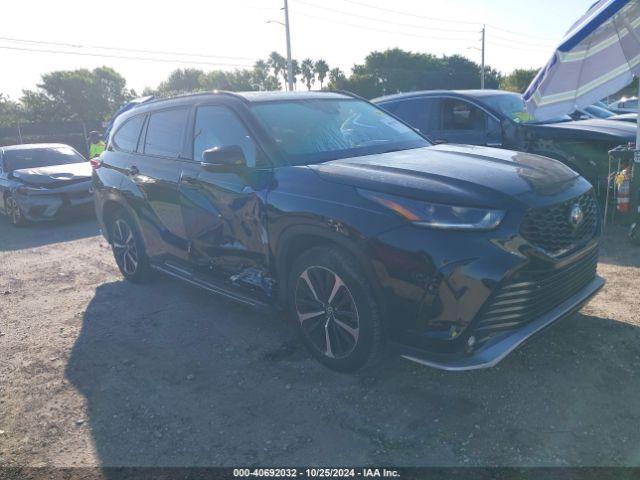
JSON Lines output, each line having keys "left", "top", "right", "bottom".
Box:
{"left": 126, "top": 165, "right": 139, "bottom": 176}
{"left": 180, "top": 174, "right": 199, "bottom": 184}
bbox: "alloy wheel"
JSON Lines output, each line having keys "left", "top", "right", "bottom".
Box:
{"left": 112, "top": 219, "right": 139, "bottom": 276}
{"left": 6, "top": 196, "right": 22, "bottom": 225}
{"left": 295, "top": 266, "right": 360, "bottom": 359}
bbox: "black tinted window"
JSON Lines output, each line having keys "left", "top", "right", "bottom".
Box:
{"left": 441, "top": 100, "right": 487, "bottom": 131}
{"left": 384, "top": 98, "right": 438, "bottom": 134}
{"left": 194, "top": 106, "right": 258, "bottom": 167}
{"left": 145, "top": 108, "right": 189, "bottom": 158}
{"left": 113, "top": 115, "right": 145, "bottom": 152}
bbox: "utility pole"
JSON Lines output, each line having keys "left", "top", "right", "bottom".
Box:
{"left": 284, "top": 0, "right": 294, "bottom": 92}
{"left": 481, "top": 25, "right": 486, "bottom": 89}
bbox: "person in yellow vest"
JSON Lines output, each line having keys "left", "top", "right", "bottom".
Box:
{"left": 88, "top": 131, "right": 106, "bottom": 159}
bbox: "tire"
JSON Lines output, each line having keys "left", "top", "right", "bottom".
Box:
{"left": 288, "top": 246, "right": 385, "bottom": 372}
{"left": 108, "top": 210, "right": 152, "bottom": 283}
{"left": 5, "top": 194, "right": 27, "bottom": 227}
{"left": 630, "top": 223, "right": 640, "bottom": 246}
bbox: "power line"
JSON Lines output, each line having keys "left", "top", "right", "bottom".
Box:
{"left": 0, "top": 36, "right": 256, "bottom": 61}
{"left": 0, "top": 44, "right": 255, "bottom": 67}
{"left": 339, "top": 0, "right": 557, "bottom": 42}
{"left": 340, "top": 0, "right": 483, "bottom": 25}
{"left": 293, "top": 0, "right": 480, "bottom": 34}
{"left": 486, "top": 40, "right": 551, "bottom": 53}
{"left": 296, "top": 11, "right": 480, "bottom": 42}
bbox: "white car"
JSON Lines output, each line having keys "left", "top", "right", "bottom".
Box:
{"left": 608, "top": 97, "right": 638, "bottom": 114}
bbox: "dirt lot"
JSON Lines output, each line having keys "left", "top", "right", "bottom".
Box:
{"left": 1, "top": 215, "right": 639, "bottom": 468}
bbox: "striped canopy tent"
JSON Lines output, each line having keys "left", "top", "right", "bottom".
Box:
{"left": 524, "top": 0, "right": 640, "bottom": 144}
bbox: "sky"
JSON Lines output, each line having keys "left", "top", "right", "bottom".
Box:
{"left": 0, "top": 0, "right": 594, "bottom": 99}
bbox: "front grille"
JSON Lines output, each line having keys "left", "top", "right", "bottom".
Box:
{"left": 473, "top": 248, "right": 598, "bottom": 340}
{"left": 520, "top": 192, "right": 599, "bottom": 256}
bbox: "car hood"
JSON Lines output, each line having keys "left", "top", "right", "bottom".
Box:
{"left": 309, "top": 145, "right": 581, "bottom": 208}
{"left": 610, "top": 113, "right": 637, "bottom": 121}
{"left": 11, "top": 162, "right": 92, "bottom": 187}
{"left": 532, "top": 118, "right": 636, "bottom": 140}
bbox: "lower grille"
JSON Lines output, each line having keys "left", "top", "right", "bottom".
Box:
{"left": 474, "top": 248, "right": 598, "bottom": 340}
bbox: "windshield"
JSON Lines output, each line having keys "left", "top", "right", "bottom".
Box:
{"left": 481, "top": 93, "right": 572, "bottom": 124}
{"left": 251, "top": 98, "right": 430, "bottom": 165}
{"left": 3, "top": 146, "right": 85, "bottom": 172}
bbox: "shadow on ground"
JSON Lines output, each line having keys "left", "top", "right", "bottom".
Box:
{"left": 66, "top": 277, "right": 640, "bottom": 468}
{"left": 0, "top": 214, "right": 99, "bottom": 252}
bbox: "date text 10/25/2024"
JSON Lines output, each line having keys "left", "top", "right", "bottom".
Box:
{"left": 233, "top": 468, "right": 401, "bottom": 478}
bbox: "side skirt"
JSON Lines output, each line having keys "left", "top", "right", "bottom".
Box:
{"left": 152, "top": 261, "right": 279, "bottom": 315}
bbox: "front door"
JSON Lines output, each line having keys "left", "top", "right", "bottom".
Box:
{"left": 433, "top": 98, "right": 502, "bottom": 147}
{"left": 179, "top": 104, "right": 272, "bottom": 290}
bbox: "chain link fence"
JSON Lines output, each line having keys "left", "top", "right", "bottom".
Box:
{"left": 0, "top": 120, "right": 103, "bottom": 158}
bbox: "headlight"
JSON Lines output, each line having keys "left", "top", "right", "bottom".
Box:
{"left": 359, "top": 190, "right": 505, "bottom": 231}
{"left": 17, "top": 185, "right": 46, "bottom": 194}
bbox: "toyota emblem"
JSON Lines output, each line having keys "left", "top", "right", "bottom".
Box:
{"left": 569, "top": 204, "right": 584, "bottom": 227}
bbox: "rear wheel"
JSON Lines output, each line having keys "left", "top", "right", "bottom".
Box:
{"left": 289, "top": 246, "right": 385, "bottom": 372}
{"left": 5, "top": 194, "right": 27, "bottom": 226}
{"left": 109, "top": 211, "right": 152, "bottom": 283}
{"left": 630, "top": 223, "right": 640, "bottom": 246}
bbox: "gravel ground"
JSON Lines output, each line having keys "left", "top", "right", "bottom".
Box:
{"left": 1, "top": 215, "right": 639, "bottom": 468}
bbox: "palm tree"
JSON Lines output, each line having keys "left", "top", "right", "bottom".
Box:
{"left": 329, "top": 68, "right": 346, "bottom": 88}
{"left": 314, "top": 59, "right": 329, "bottom": 89}
{"left": 285, "top": 60, "right": 301, "bottom": 90}
{"left": 267, "top": 51, "right": 286, "bottom": 89}
{"left": 301, "top": 59, "right": 315, "bottom": 90}
{"left": 252, "top": 60, "right": 270, "bottom": 91}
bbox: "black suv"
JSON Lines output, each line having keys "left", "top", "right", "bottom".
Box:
{"left": 93, "top": 91, "right": 604, "bottom": 372}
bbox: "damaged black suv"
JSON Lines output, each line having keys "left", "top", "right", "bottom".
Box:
{"left": 93, "top": 91, "right": 604, "bottom": 372}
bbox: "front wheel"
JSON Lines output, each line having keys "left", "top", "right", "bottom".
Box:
{"left": 5, "top": 194, "right": 27, "bottom": 226}
{"left": 289, "top": 246, "right": 385, "bottom": 372}
{"left": 109, "top": 211, "right": 152, "bottom": 283}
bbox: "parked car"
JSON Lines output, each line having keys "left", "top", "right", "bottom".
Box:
{"left": 0, "top": 143, "right": 93, "bottom": 226}
{"left": 608, "top": 97, "right": 638, "bottom": 114}
{"left": 570, "top": 104, "right": 637, "bottom": 123}
{"left": 94, "top": 91, "right": 604, "bottom": 372}
{"left": 373, "top": 90, "right": 636, "bottom": 192}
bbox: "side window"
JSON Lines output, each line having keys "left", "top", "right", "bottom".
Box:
{"left": 193, "top": 105, "right": 258, "bottom": 167}
{"left": 386, "top": 98, "right": 438, "bottom": 134}
{"left": 112, "top": 115, "right": 145, "bottom": 153}
{"left": 144, "top": 108, "right": 189, "bottom": 158}
{"left": 441, "top": 99, "right": 488, "bottom": 131}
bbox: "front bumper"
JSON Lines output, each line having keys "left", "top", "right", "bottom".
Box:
{"left": 394, "top": 275, "right": 604, "bottom": 371}
{"left": 15, "top": 181, "right": 93, "bottom": 221}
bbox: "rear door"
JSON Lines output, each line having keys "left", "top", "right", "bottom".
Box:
{"left": 382, "top": 97, "right": 440, "bottom": 138}
{"left": 178, "top": 103, "right": 272, "bottom": 288}
{"left": 113, "top": 107, "right": 191, "bottom": 261}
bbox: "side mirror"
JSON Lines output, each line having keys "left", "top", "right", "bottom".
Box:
{"left": 201, "top": 146, "right": 246, "bottom": 171}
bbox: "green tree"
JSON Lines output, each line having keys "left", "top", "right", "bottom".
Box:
{"left": 328, "top": 68, "right": 347, "bottom": 89}
{"left": 0, "top": 94, "right": 23, "bottom": 127}
{"left": 301, "top": 59, "right": 315, "bottom": 90}
{"left": 331, "top": 48, "right": 501, "bottom": 98}
{"left": 157, "top": 68, "right": 205, "bottom": 94}
{"left": 500, "top": 68, "right": 539, "bottom": 93}
{"left": 314, "top": 60, "right": 330, "bottom": 89}
{"left": 20, "top": 67, "right": 132, "bottom": 122}
{"left": 268, "top": 51, "right": 287, "bottom": 86}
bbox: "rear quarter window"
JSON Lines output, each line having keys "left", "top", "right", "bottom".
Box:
{"left": 113, "top": 115, "right": 146, "bottom": 153}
